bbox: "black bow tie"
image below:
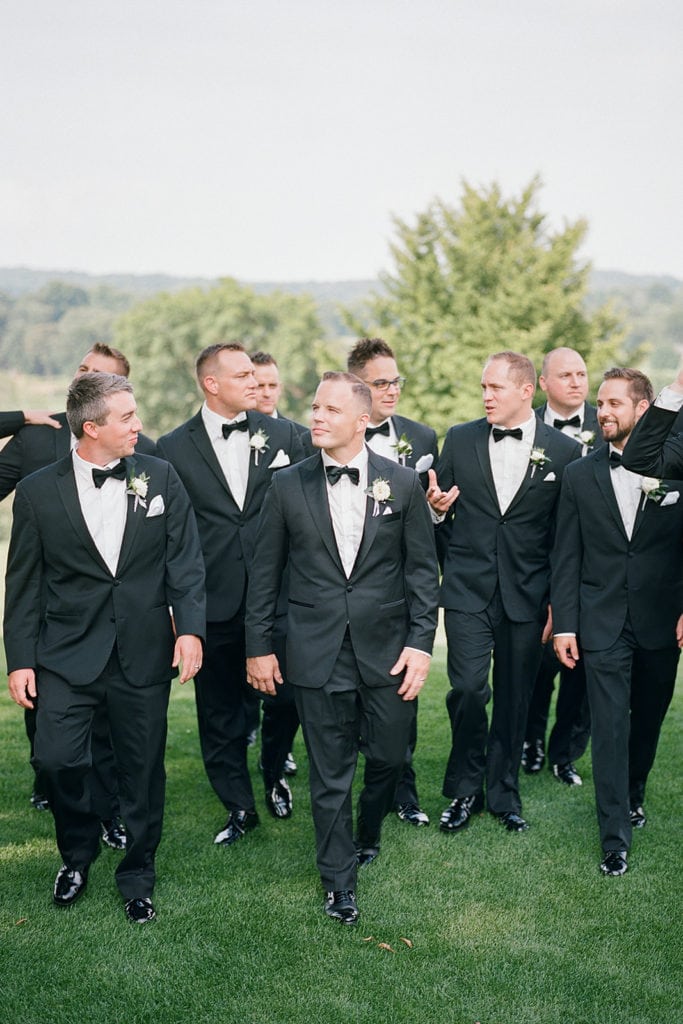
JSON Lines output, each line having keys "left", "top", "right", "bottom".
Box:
{"left": 92, "top": 461, "right": 127, "bottom": 489}
{"left": 553, "top": 415, "right": 581, "bottom": 430}
{"left": 325, "top": 465, "right": 360, "bottom": 486}
{"left": 609, "top": 450, "right": 622, "bottom": 469}
{"left": 365, "top": 421, "right": 391, "bottom": 440}
{"left": 222, "top": 419, "right": 249, "bottom": 439}
{"left": 492, "top": 427, "right": 523, "bottom": 442}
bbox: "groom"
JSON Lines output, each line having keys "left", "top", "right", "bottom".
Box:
{"left": 4, "top": 373, "right": 205, "bottom": 923}
{"left": 245, "top": 371, "right": 439, "bottom": 924}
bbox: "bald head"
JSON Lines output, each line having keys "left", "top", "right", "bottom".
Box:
{"left": 539, "top": 347, "right": 588, "bottom": 417}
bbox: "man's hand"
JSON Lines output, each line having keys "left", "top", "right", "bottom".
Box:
{"left": 669, "top": 364, "right": 683, "bottom": 396}
{"left": 676, "top": 613, "right": 683, "bottom": 648}
{"left": 8, "top": 669, "right": 37, "bottom": 709}
{"left": 390, "top": 648, "right": 431, "bottom": 701}
{"left": 553, "top": 635, "right": 580, "bottom": 670}
{"left": 173, "top": 635, "right": 203, "bottom": 683}
{"left": 246, "top": 654, "right": 283, "bottom": 696}
{"left": 425, "top": 468, "right": 459, "bottom": 513}
{"left": 542, "top": 606, "right": 553, "bottom": 645}
{"left": 23, "top": 410, "right": 62, "bottom": 428}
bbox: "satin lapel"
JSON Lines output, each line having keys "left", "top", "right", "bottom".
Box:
{"left": 300, "top": 455, "right": 345, "bottom": 574}
{"left": 474, "top": 421, "right": 499, "bottom": 507}
{"left": 115, "top": 457, "right": 144, "bottom": 575}
{"left": 351, "top": 450, "right": 386, "bottom": 573}
{"left": 243, "top": 411, "right": 270, "bottom": 510}
{"left": 593, "top": 447, "right": 629, "bottom": 541}
{"left": 55, "top": 457, "right": 112, "bottom": 575}
{"left": 187, "top": 413, "right": 239, "bottom": 505}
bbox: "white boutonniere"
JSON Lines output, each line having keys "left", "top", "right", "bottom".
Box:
{"left": 640, "top": 476, "right": 668, "bottom": 511}
{"left": 126, "top": 471, "right": 150, "bottom": 511}
{"left": 365, "top": 476, "right": 394, "bottom": 517}
{"left": 578, "top": 430, "right": 595, "bottom": 448}
{"left": 391, "top": 433, "right": 413, "bottom": 466}
{"left": 249, "top": 428, "right": 269, "bottom": 465}
{"left": 529, "top": 447, "right": 551, "bottom": 478}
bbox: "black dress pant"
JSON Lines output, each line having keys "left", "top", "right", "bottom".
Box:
{"left": 259, "top": 617, "right": 300, "bottom": 789}
{"left": 34, "top": 649, "right": 170, "bottom": 899}
{"left": 524, "top": 642, "right": 591, "bottom": 764}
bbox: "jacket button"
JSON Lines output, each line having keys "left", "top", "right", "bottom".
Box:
{"left": 346, "top": 585, "right": 353, "bottom": 592}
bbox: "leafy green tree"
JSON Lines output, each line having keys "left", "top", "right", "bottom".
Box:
{"left": 346, "top": 177, "right": 625, "bottom": 436}
{"left": 113, "top": 277, "right": 337, "bottom": 435}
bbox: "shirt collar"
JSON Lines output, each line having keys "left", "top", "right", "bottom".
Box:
{"left": 201, "top": 402, "right": 248, "bottom": 440}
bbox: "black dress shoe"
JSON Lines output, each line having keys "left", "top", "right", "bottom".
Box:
{"left": 324, "top": 889, "right": 359, "bottom": 924}
{"left": 630, "top": 806, "right": 647, "bottom": 829}
{"left": 495, "top": 811, "right": 530, "bottom": 832}
{"left": 214, "top": 809, "right": 260, "bottom": 845}
{"left": 125, "top": 897, "right": 156, "bottom": 923}
{"left": 600, "top": 850, "right": 628, "bottom": 876}
{"left": 283, "top": 751, "right": 298, "bottom": 776}
{"left": 53, "top": 865, "right": 88, "bottom": 906}
{"left": 521, "top": 738, "right": 545, "bottom": 774}
{"left": 552, "top": 762, "right": 583, "bottom": 786}
{"left": 101, "top": 817, "right": 127, "bottom": 850}
{"left": 439, "top": 795, "right": 481, "bottom": 832}
{"left": 396, "top": 802, "right": 430, "bottom": 826}
{"left": 265, "top": 778, "right": 293, "bottom": 819}
{"left": 355, "top": 845, "right": 380, "bottom": 867}
{"left": 30, "top": 792, "right": 50, "bottom": 812}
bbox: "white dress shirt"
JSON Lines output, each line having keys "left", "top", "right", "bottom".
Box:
{"left": 72, "top": 449, "right": 128, "bottom": 575}
{"left": 322, "top": 448, "right": 368, "bottom": 578}
{"left": 365, "top": 418, "right": 398, "bottom": 462}
{"left": 609, "top": 444, "right": 643, "bottom": 541}
{"left": 201, "top": 403, "right": 250, "bottom": 510}
{"left": 654, "top": 386, "right": 683, "bottom": 412}
{"left": 488, "top": 413, "right": 537, "bottom": 513}
{"left": 544, "top": 402, "right": 586, "bottom": 440}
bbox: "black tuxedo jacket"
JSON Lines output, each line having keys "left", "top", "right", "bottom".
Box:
{"left": 437, "top": 418, "right": 581, "bottom": 621}
{"left": 535, "top": 402, "right": 605, "bottom": 450}
{"left": 3, "top": 453, "right": 206, "bottom": 686}
{"left": 245, "top": 449, "right": 439, "bottom": 689}
{"left": 0, "top": 411, "right": 25, "bottom": 438}
{"left": 622, "top": 404, "right": 683, "bottom": 477}
{"left": 551, "top": 443, "right": 683, "bottom": 650}
{"left": 157, "top": 409, "right": 305, "bottom": 622}
{"left": 0, "top": 412, "right": 158, "bottom": 501}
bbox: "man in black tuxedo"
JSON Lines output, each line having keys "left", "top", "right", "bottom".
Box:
{"left": 428, "top": 351, "right": 581, "bottom": 834}
{"left": 157, "top": 343, "right": 305, "bottom": 843}
{"left": 245, "top": 372, "right": 439, "bottom": 924}
{"left": 553, "top": 368, "right": 683, "bottom": 876}
{"left": 523, "top": 347, "right": 604, "bottom": 785}
{"left": 4, "top": 373, "right": 205, "bottom": 921}
{"left": 347, "top": 337, "right": 439, "bottom": 828}
{"left": 0, "top": 343, "right": 157, "bottom": 843}
{"left": 621, "top": 364, "right": 683, "bottom": 476}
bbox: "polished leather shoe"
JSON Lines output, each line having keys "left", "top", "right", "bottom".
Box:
{"left": 30, "top": 791, "right": 50, "bottom": 812}
{"left": 214, "top": 809, "right": 259, "bottom": 845}
{"left": 324, "top": 889, "right": 359, "bottom": 924}
{"left": 552, "top": 762, "right": 583, "bottom": 786}
{"left": 521, "top": 738, "right": 545, "bottom": 774}
{"left": 396, "top": 802, "right": 430, "bottom": 826}
{"left": 439, "top": 795, "right": 481, "bottom": 832}
{"left": 630, "top": 806, "right": 647, "bottom": 829}
{"left": 495, "top": 811, "right": 530, "bottom": 832}
{"left": 53, "top": 865, "right": 88, "bottom": 906}
{"left": 283, "top": 751, "right": 298, "bottom": 776}
{"left": 125, "top": 897, "right": 156, "bottom": 923}
{"left": 101, "top": 817, "right": 127, "bottom": 850}
{"left": 355, "top": 845, "right": 380, "bottom": 867}
{"left": 265, "top": 778, "right": 293, "bottom": 819}
{"left": 600, "top": 850, "right": 628, "bottom": 876}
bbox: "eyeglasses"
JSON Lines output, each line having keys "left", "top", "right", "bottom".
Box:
{"left": 366, "top": 376, "right": 406, "bottom": 392}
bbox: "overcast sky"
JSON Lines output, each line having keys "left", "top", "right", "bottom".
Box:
{"left": 1, "top": 1, "right": 681, "bottom": 282}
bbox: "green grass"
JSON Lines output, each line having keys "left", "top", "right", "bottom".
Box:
{"left": 1, "top": 650, "right": 681, "bottom": 1024}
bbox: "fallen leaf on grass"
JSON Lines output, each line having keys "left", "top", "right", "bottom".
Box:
{"left": 15, "top": 918, "right": 27, "bottom": 926}
{"left": 399, "top": 937, "right": 413, "bottom": 948}
{"left": 361, "top": 936, "right": 374, "bottom": 942}
{"left": 378, "top": 943, "right": 395, "bottom": 952}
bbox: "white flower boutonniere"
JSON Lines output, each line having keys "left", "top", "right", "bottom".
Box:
{"left": 127, "top": 471, "right": 150, "bottom": 511}
{"left": 249, "top": 428, "right": 269, "bottom": 465}
{"left": 578, "top": 430, "right": 595, "bottom": 448}
{"left": 641, "top": 476, "right": 668, "bottom": 511}
{"left": 391, "top": 433, "right": 413, "bottom": 466}
{"left": 529, "top": 447, "right": 552, "bottom": 479}
{"left": 365, "top": 476, "right": 394, "bottom": 517}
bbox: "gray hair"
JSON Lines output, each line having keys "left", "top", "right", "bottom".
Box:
{"left": 66, "top": 373, "right": 134, "bottom": 438}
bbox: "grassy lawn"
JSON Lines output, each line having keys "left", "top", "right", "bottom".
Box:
{"left": 0, "top": 648, "right": 680, "bottom": 1024}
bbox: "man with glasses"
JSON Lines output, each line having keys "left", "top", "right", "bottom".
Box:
{"left": 347, "top": 338, "right": 438, "bottom": 828}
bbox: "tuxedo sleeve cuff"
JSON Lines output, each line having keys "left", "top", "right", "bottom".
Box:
{"left": 552, "top": 632, "right": 576, "bottom": 638}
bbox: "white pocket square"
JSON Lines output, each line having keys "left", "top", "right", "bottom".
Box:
{"left": 146, "top": 494, "right": 165, "bottom": 517}
{"left": 269, "top": 449, "right": 290, "bottom": 469}
{"left": 544, "top": 472, "right": 556, "bottom": 482}
{"left": 382, "top": 505, "right": 394, "bottom": 515}
{"left": 661, "top": 491, "right": 680, "bottom": 506}
{"left": 414, "top": 454, "right": 433, "bottom": 474}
